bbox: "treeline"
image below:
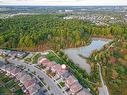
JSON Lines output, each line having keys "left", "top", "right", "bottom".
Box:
{"left": 0, "top": 14, "right": 127, "bottom": 51}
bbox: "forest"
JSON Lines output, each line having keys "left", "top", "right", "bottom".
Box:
{"left": 89, "top": 39, "right": 127, "bottom": 95}
{"left": 0, "top": 14, "right": 127, "bottom": 95}
{"left": 0, "top": 14, "right": 127, "bottom": 51}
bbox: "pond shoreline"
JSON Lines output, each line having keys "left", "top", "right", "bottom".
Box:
{"left": 64, "top": 37, "right": 111, "bottom": 74}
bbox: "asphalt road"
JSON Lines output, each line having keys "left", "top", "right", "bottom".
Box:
{"left": 0, "top": 58, "right": 65, "bottom": 95}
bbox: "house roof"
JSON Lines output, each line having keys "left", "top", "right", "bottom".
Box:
{"left": 24, "top": 80, "right": 35, "bottom": 89}
{"left": 51, "top": 64, "right": 67, "bottom": 74}
{"left": 42, "top": 61, "right": 55, "bottom": 68}
{"left": 77, "top": 89, "right": 91, "bottom": 95}
{"left": 20, "top": 74, "right": 32, "bottom": 83}
{"left": 0, "top": 61, "right": 4, "bottom": 67}
{"left": 28, "top": 84, "right": 40, "bottom": 95}
{"left": 0, "top": 65, "right": 6, "bottom": 70}
{"left": 38, "top": 89, "right": 45, "bottom": 95}
{"left": 8, "top": 51, "right": 17, "bottom": 56}
{"left": 65, "top": 76, "right": 78, "bottom": 87}
{"left": 16, "top": 71, "right": 27, "bottom": 80}
{"left": 70, "top": 82, "right": 82, "bottom": 94}
{"left": 39, "top": 57, "right": 55, "bottom": 66}
{"left": 10, "top": 67, "right": 21, "bottom": 75}
{"left": 39, "top": 56, "right": 47, "bottom": 63}
{"left": 17, "top": 52, "right": 26, "bottom": 57}
{"left": 5, "top": 64, "right": 14, "bottom": 71}
{"left": 52, "top": 64, "right": 61, "bottom": 70}
{"left": 46, "top": 61, "right": 55, "bottom": 68}
{"left": 61, "top": 71, "right": 70, "bottom": 78}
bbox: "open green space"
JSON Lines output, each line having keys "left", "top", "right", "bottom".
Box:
{"left": 59, "top": 82, "right": 65, "bottom": 87}
{"left": 25, "top": 57, "right": 32, "bottom": 63}
{"left": 32, "top": 53, "right": 41, "bottom": 64}
{"left": 0, "top": 87, "right": 11, "bottom": 93}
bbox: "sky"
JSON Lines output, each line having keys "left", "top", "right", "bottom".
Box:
{"left": 0, "top": 0, "right": 127, "bottom": 6}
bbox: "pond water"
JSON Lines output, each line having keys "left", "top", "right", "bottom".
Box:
{"left": 64, "top": 38, "right": 111, "bottom": 74}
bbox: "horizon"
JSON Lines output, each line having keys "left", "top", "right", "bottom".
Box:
{"left": 0, "top": 5, "right": 127, "bottom": 7}
{"left": 0, "top": 0, "right": 127, "bottom": 6}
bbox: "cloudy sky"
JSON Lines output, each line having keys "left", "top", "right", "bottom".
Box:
{"left": 0, "top": 0, "right": 127, "bottom": 6}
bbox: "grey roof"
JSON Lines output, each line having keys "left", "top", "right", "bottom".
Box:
{"left": 6, "top": 66, "right": 15, "bottom": 72}
{"left": 1, "top": 64, "right": 14, "bottom": 71}
{"left": 0, "top": 61, "right": 4, "bottom": 67}
{"left": 16, "top": 71, "right": 27, "bottom": 80}
{"left": 28, "top": 84, "right": 40, "bottom": 95}
{"left": 61, "top": 71, "right": 71, "bottom": 78}
{"left": 20, "top": 74, "right": 32, "bottom": 83}
{"left": 10, "top": 67, "right": 21, "bottom": 75}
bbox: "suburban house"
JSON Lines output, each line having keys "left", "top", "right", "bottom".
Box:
{"left": 8, "top": 51, "right": 17, "bottom": 58}
{"left": 10, "top": 67, "right": 21, "bottom": 76}
{"left": 69, "top": 82, "right": 83, "bottom": 94}
{"left": 1, "top": 50, "right": 11, "bottom": 56}
{"left": 28, "top": 84, "right": 40, "bottom": 95}
{"left": 24, "top": 79, "right": 36, "bottom": 89}
{"left": 38, "top": 56, "right": 91, "bottom": 95}
{"left": 16, "top": 52, "right": 28, "bottom": 59}
{"left": 65, "top": 75, "right": 78, "bottom": 87}
{"left": 20, "top": 74, "right": 32, "bottom": 83}
{"left": 16, "top": 71, "right": 26, "bottom": 80}
{"left": 0, "top": 65, "right": 43, "bottom": 95}
{"left": 5, "top": 65, "right": 15, "bottom": 74}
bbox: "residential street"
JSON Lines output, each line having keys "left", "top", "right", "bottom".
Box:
{"left": 0, "top": 58, "right": 65, "bottom": 95}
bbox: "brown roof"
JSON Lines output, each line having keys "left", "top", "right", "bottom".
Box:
{"left": 65, "top": 76, "right": 78, "bottom": 87}
{"left": 24, "top": 80, "right": 35, "bottom": 89}
{"left": 39, "top": 57, "right": 48, "bottom": 64}
{"left": 39, "top": 57, "right": 55, "bottom": 67}
{"left": 10, "top": 68, "right": 21, "bottom": 75}
{"left": 52, "top": 64, "right": 61, "bottom": 69}
{"left": 20, "top": 74, "right": 32, "bottom": 83}
{"left": 70, "top": 82, "right": 82, "bottom": 94}
{"left": 51, "top": 64, "right": 67, "bottom": 74}
{"left": 16, "top": 71, "right": 26, "bottom": 80}
{"left": 45, "top": 61, "right": 55, "bottom": 68}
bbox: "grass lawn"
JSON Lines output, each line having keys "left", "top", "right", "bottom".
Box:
{"left": 1, "top": 76, "right": 12, "bottom": 83}
{"left": 32, "top": 53, "right": 41, "bottom": 64}
{"left": 59, "top": 82, "right": 65, "bottom": 87}
{"left": 5, "top": 80, "right": 16, "bottom": 89}
{"left": 24, "top": 57, "right": 32, "bottom": 63}
{"left": 46, "top": 52, "right": 63, "bottom": 64}
{"left": 5, "top": 80, "right": 15, "bottom": 88}
{"left": 15, "top": 89, "right": 24, "bottom": 95}
{"left": 0, "top": 87, "right": 11, "bottom": 93}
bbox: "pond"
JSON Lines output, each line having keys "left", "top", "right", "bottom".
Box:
{"left": 64, "top": 38, "right": 111, "bottom": 74}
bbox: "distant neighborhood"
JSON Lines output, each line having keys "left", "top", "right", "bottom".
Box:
{"left": 63, "top": 14, "right": 127, "bottom": 26}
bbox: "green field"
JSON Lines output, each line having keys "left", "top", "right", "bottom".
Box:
{"left": 0, "top": 87, "right": 11, "bottom": 93}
